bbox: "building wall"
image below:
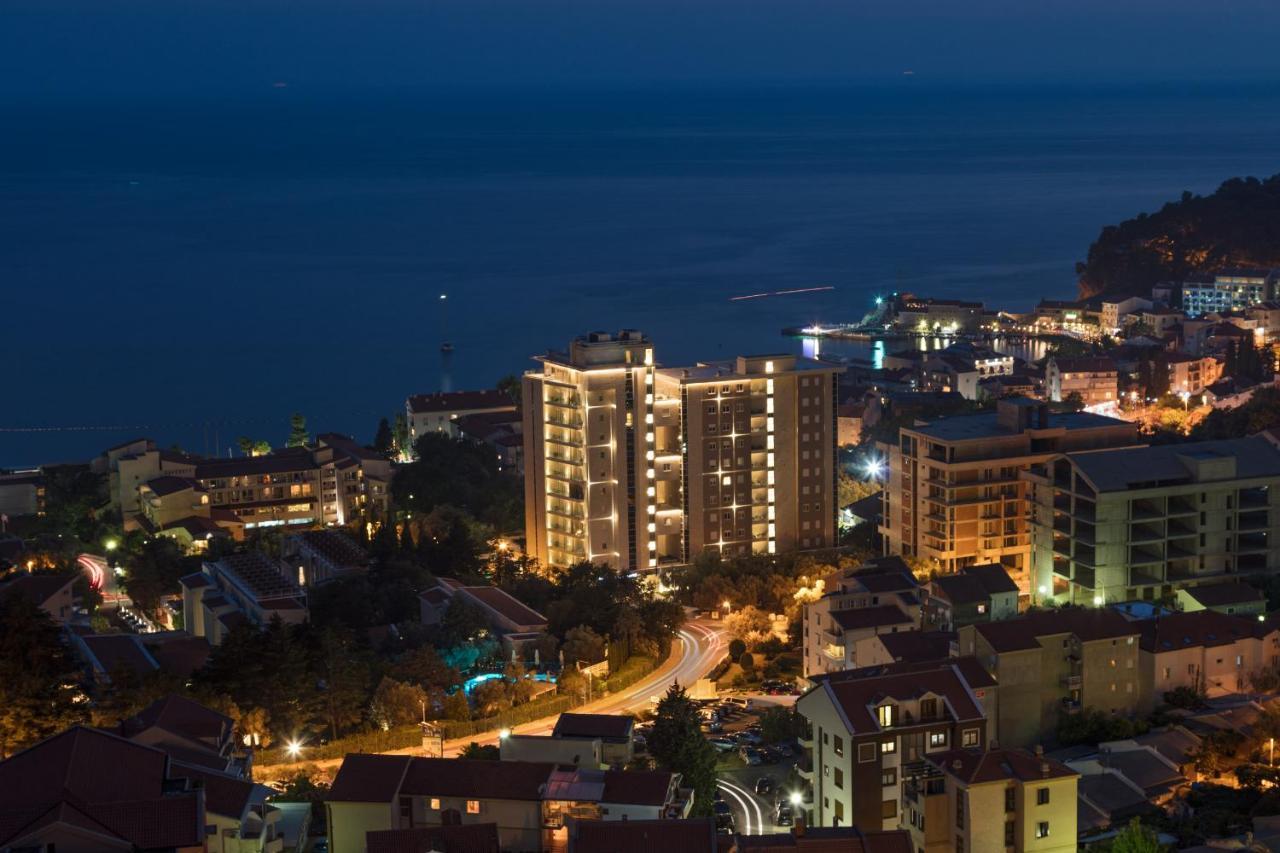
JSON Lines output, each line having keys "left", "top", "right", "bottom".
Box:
{"left": 1140, "top": 635, "right": 1277, "bottom": 712}
{"left": 327, "top": 801, "right": 394, "bottom": 853}
{"left": 404, "top": 795, "right": 543, "bottom": 853}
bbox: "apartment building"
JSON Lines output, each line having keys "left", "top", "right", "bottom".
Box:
{"left": 119, "top": 434, "right": 390, "bottom": 534}
{"left": 879, "top": 398, "right": 1136, "bottom": 588}
{"left": 0, "top": 469, "right": 44, "bottom": 518}
{"left": 1164, "top": 353, "right": 1222, "bottom": 396}
{"left": 326, "top": 755, "right": 687, "bottom": 853}
{"left": 796, "top": 661, "right": 995, "bottom": 832}
{"left": 286, "top": 528, "right": 372, "bottom": 587}
{"left": 1182, "top": 269, "right": 1278, "bottom": 317}
{"left": 1138, "top": 610, "right": 1280, "bottom": 712}
{"left": 1026, "top": 436, "right": 1280, "bottom": 606}
{"left": 958, "top": 609, "right": 1142, "bottom": 749}
{"left": 523, "top": 331, "right": 839, "bottom": 572}
{"left": 903, "top": 748, "right": 1078, "bottom": 853}
{"left": 802, "top": 556, "right": 924, "bottom": 677}
{"left": 406, "top": 389, "right": 518, "bottom": 443}
{"left": 927, "top": 563, "right": 1021, "bottom": 629}
{"left": 180, "top": 552, "right": 308, "bottom": 644}
{"left": 1045, "top": 357, "right": 1118, "bottom": 408}
{"left": 1101, "top": 296, "right": 1154, "bottom": 334}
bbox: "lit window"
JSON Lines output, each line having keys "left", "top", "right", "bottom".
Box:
{"left": 430, "top": 798, "right": 441, "bottom": 810}
{"left": 1036, "top": 822, "right": 1049, "bottom": 839}
{"left": 467, "top": 800, "right": 481, "bottom": 814}
{"left": 877, "top": 704, "right": 893, "bottom": 727}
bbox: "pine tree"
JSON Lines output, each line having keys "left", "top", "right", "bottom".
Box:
{"left": 287, "top": 412, "right": 309, "bottom": 448}
{"left": 649, "top": 684, "right": 717, "bottom": 816}
{"left": 374, "top": 418, "right": 394, "bottom": 454}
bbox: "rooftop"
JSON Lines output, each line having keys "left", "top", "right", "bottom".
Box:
{"left": 293, "top": 529, "right": 370, "bottom": 569}
{"left": 571, "top": 819, "right": 716, "bottom": 853}
{"left": 1182, "top": 582, "right": 1266, "bottom": 608}
{"left": 1067, "top": 436, "right": 1280, "bottom": 493}
{"left": 211, "top": 552, "right": 301, "bottom": 601}
{"left": 972, "top": 609, "right": 1139, "bottom": 653}
{"left": 460, "top": 586, "right": 547, "bottom": 629}
{"left": 1138, "top": 611, "right": 1268, "bottom": 653}
{"left": 143, "top": 475, "right": 206, "bottom": 497}
{"left": 407, "top": 390, "right": 516, "bottom": 415}
{"left": 906, "top": 409, "right": 1128, "bottom": 442}
{"left": 552, "top": 713, "right": 635, "bottom": 742}
{"left": 811, "top": 664, "right": 985, "bottom": 735}
{"left": 927, "top": 747, "right": 1076, "bottom": 784}
{"left": 829, "top": 604, "right": 915, "bottom": 632}
{"left": 367, "top": 824, "right": 501, "bottom": 853}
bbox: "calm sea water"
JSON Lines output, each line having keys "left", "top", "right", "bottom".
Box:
{"left": 3, "top": 83, "right": 1279, "bottom": 466}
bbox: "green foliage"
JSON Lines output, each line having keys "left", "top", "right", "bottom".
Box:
{"left": 0, "top": 595, "right": 85, "bottom": 757}
{"left": 649, "top": 684, "right": 717, "bottom": 817}
{"left": 257, "top": 726, "right": 422, "bottom": 767}
{"left": 392, "top": 433, "right": 523, "bottom": 530}
{"left": 121, "top": 537, "right": 195, "bottom": 616}
{"left": 287, "top": 412, "right": 310, "bottom": 448}
{"left": 758, "top": 706, "right": 805, "bottom": 744}
{"left": 1162, "top": 685, "right": 1207, "bottom": 710}
{"left": 1062, "top": 391, "right": 1086, "bottom": 412}
{"left": 561, "top": 625, "right": 606, "bottom": 665}
{"left": 370, "top": 677, "right": 428, "bottom": 729}
{"left": 1194, "top": 387, "right": 1280, "bottom": 440}
{"left": 435, "top": 693, "right": 578, "bottom": 740}
{"left": 1056, "top": 708, "right": 1147, "bottom": 746}
{"left": 738, "top": 652, "right": 755, "bottom": 671}
{"left": 1076, "top": 175, "right": 1280, "bottom": 299}
{"left": 373, "top": 418, "right": 394, "bottom": 454}
{"left": 237, "top": 436, "right": 271, "bottom": 456}
{"left": 460, "top": 742, "right": 500, "bottom": 760}
{"left": 728, "top": 639, "right": 747, "bottom": 660}
{"left": 495, "top": 374, "right": 522, "bottom": 405}
{"left": 836, "top": 472, "right": 879, "bottom": 508}
{"left": 1106, "top": 818, "right": 1165, "bottom": 853}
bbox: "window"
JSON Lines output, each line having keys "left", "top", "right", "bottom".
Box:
{"left": 961, "top": 728, "right": 979, "bottom": 748}
{"left": 430, "top": 798, "right": 441, "bottom": 810}
{"left": 466, "top": 800, "right": 480, "bottom": 814}
{"left": 877, "top": 704, "right": 894, "bottom": 727}
{"left": 858, "top": 743, "right": 876, "bottom": 763}
{"left": 833, "top": 735, "right": 844, "bottom": 757}
{"left": 882, "top": 799, "right": 897, "bottom": 819}
{"left": 1037, "top": 787, "right": 1050, "bottom": 805}
{"left": 834, "top": 800, "right": 844, "bottom": 825}
{"left": 400, "top": 797, "right": 411, "bottom": 819}
{"left": 1005, "top": 822, "right": 1016, "bottom": 847}
{"left": 1036, "top": 822, "right": 1050, "bottom": 839}
{"left": 834, "top": 768, "right": 844, "bottom": 789}
{"left": 1004, "top": 788, "right": 1015, "bottom": 813}
{"left": 929, "top": 731, "right": 947, "bottom": 748}
{"left": 921, "top": 698, "right": 938, "bottom": 719}
{"left": 881, "top": 740, "right": 896, "bottom": 754}
{"left": 881, "top": 768, "right": 897, "bottom": 787}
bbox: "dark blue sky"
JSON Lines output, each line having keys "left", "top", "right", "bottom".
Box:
{"left": 3, "top": 0, "right": 1280, "bottom": 96}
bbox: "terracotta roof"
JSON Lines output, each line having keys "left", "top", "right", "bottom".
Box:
{"left": 293, "top": 529, "right": 370, "bottom": 568}
{"left": 79, "top": 634, "right": 159, "bottom": 678}
{"left": 407, "top": 390, "right": 516, "bottom": 415}
{"left": 830, "top": 605, "right": 914, "bottom": 632}
{"left": 737, "top": 828, "right": 914, "bottom": 853}
{"left": 122, "top": 695, "right": 232, "bottom": 748}
{"left": 460, "top": 586, "right": 547, "bottom": 628}
{"left": 1050, "top": 356, "right": 1117, "bottom": 373}
{"left": 552, "top": 713, "right": 635, "bottom": 742}
{"left": 600, "top": 769, "right": 673, "bottom": 806}
{"left": 815, "top": 665, "right": 985, "bottom": 735}
{"left": 973, "top": 609, "right": 1138, "bottom": 653}
{"left": 317, "top": 432, "right": 386, "bottom": 462}
{"left": 401, "top": 758, "right": 555, "bottom": 801}
{"left": 1139, "top": 611, "right": 1267, "bottom": 653}
{"left": 572, "top": 819, "right": 716, "bottom": 853}
{"left": 875, "top": 631, "right": 957, "bottom": 662}
{"left": 0, "top": 571, "right": 75, "bottom": 608}
{"left": 328, "top": 754, "right": 412, "bottom": 803}
{"left": 927, "top": 748, "right": 1076, "bottom": 784}
{"left": 192, "top": 447, "right": 318, "bottom": 480}
{"left": 817, "top": 656, "right": 996, "bottom": 691}
{"left": 170, "top": 761, "right": 256, "bottom": 819}
{"left": 367, "top": 824, "right": 501, "bottom": 853}
{"left": 1183, "top": 582, "right": 1265, "bottom": 608}
{"left": 143, "top": 475, "right": 205, "bottom": 497}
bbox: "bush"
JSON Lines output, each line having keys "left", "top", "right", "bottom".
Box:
{"left": 436, "top": 694, "right": 578, "bottom": 740}
{"left": 728, "top": 639, "right": 747, "bottom": 660}
{"left": 739, "top": 652, "right": 755, "bottom": 671}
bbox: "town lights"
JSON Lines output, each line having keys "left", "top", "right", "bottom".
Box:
{"left": 789, "top": 791, "right": 803, "bottom": 806}
{"left": 499, "top": 728, "right": 511, "bottom": 740}
{"left": 862, "top": 456, "right": 886, "bottom": 481}
{"left": 285, "top": 739, "right": 304, "bottom": 759}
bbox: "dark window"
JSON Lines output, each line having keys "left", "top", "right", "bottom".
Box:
{"left": 1005, "top": 822, "right": 1015, "bottom": 846}
{"left": 1037, "top": 787, "right": 1050, "bottom": 805}
{"left": 834, "top": 768, "right": 844, "bottom": 789}
{"left": 1004, "top": 787, "right": 1015, "bottom": 812}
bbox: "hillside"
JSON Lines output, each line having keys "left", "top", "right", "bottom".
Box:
{"left": 1076, "top": 174, "right": 1280, "bottom": 300}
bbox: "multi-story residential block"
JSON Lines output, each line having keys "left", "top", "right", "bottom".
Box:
{"left": 795, "top": 660, "right": 995, "bottom": 832}
{"left": 1137, "top": 610, "right": 1280, "bottom": 712}
{"left": 119, "top": 433, "right": 390, "bottom": 534}
{"left": 802, "top": 556, "right": 924, "bottom": 677}
{"left": 958, "top": 610, "right": 1142, "bottom": 748}
{"left": 927, "top": 563, "right": 1020, "bottom": 629}
{"left": 879, "top": 398, "right": 1136, "bottom": 587}
{"left": 903, "top": 747, "right": 1078, "bottom": 853}
{"left": 1026, "top": 436, "right": 1280, "bottom": 606}
{"left": 1164, "top": 353, "right": 1222, "bottom": 396}
{"left": 286, "top": 529, "right": 371, "bottom": 587}
{"left": 0, "top": 469, "right": 45, "bottom": 518}
{"left": 326, "top": 755, "right": 688, "bottom": 853}
{"left": 406, "top": 389, "right": 518, "bottom": 443}
{"left": 1045, "top": 357, "right": 1118, "bottom": 407}
{"left": 180, "top": 552, "right": 307, "bottom": 644}
{"left": 1138, "top": 307, "right": 1185, "bottom": 337}
{"left": 922, "top": 343, "right": 1015, "bottom": 401}
{"left": 1101, "top": 296, "right": 1154, "bottom": 334}
{"left": 1181, "top": 269, "right": 1279, "bottom": 317}
{"left": 523, "top": 331, "right": 840, "bottom": 572}
{"left": 1247, "top": 301, "right": 1280, "bottom": 343}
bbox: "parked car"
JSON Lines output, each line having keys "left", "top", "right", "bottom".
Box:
{"left": 736, "top": 731, "right": 763, "bottom": 746}
{"left": 772, "top": 743, "right": 795, "bottom": 758}
{"left": 709, "top": 737, "right": 738, "bottom": 752}
{"left": 775, "top": 804, "right": 793, "bottom": 826}
{"left": 706, "top": 720, "right": 723, "bottom": 733}
{"left": 755, "top": 776, "right": 774, "bottom": 796}
{"left": 740, "top": 747, "right": 763, "bottom": 766}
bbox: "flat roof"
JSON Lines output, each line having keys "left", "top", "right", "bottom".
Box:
{"left": 1069, "top": 436, "right": 1280, "bottom": 493}
{"left": 908, "top": 410, "right": 1128, "bottom": 442}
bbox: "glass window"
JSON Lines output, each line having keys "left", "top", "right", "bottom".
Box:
{"left": 467, "top": 800, "right": 480, "bottom": 814}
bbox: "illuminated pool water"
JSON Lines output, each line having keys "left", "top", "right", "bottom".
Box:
{"left": 462, "top": 671, "right": 556, "bottom": 694}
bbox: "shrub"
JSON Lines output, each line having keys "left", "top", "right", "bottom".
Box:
{"left": 739, "top": 652, "right": 755, "bottom": 671}
{"left": 728, "top": 639, "right": 747, "bottom": 660}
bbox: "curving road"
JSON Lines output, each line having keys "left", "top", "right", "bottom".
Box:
{"left": 443, "top": 619, "right": 726, "bottom": 753}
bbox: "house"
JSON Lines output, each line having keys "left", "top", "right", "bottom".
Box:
{"left": 406, "top": 390, "right": 518, "bottom": 444}
{"left": 1068, "top": 745, "right": 1185, "bottom": 804}
{"left": 326, "top": 755, "right": 687, "bottom": 853}
{"left": 170, "top": 760, "right": 281, "bottom": 853}
{"left": 551, "top": 714, "right": 636, "bottom": 768}
{"left": 1175, "top": 582, "right": 1267, "bottom": 616}
{"left": 0, "top": 469, "right": 45, "bottom": 518}
{"left": 1076, "top": 772, "right": 1153, "bottom": 835}
{"left": 119, "top": 694, "right": 247, "bottom": 777}
{"left": 0, "top": 570, "right": 77, "bottom": 623}
{"left": 958, "top": 609, "right": 1143, "bottom": 748}
{"left": 1045, "top": 357, "right": 1118, "bottom": 408}
{"left": 181, "top": 552, "right": 308, "bottom": 645}
{"left": 1137, "top": 611, "right": 1279, "bottom": 711}
{"left": 736, "top": 827, "right": 913, "bottom": 853}
{"left": 903, "top": 747, "right": 1078, "bottom": 853}
{"left": 286, "top": 529, "right": 372, "bottom": 587}
{"left": 0, "top": 726, "right": 207, "bottom": 852}
{"left": 927, "top": 563, "right": 1020, "bottom": 628}
{"left": 802, "top": 556, "right": 924, "bottom": 677}
{"left": 795, "top": 660, "right": 994, "bottom": 831}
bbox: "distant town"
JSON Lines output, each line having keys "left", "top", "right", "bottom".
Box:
{"left": 5, "top": 264, "right": 1280, "bottom": 853}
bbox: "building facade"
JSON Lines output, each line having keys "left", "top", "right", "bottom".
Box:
{"left": 1045, "top": 357, "right": 1118, "bottom": 408}
{"left": 879, "top": 398, "right": 1136, "bottom": 588}
{"left": 406, "top": 390, "right": 518, "bottom": 443}
{"left": 523, "top": 331, "right": 839, "bottom": 572}
{"left": 1182, "top": 270, "right": 1278, "bottom": 317}
{"left": 1026, "top": 436, "right": 1280, "bottom": 606}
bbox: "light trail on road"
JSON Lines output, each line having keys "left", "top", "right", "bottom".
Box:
{"left": 718, "top": 778, "right": 766, "bottom": 835}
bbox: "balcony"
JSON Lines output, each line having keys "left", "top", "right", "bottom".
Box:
{"left": 1061, "top": 674, "right": 1082, "bottom": 690}
{"left": 1239, "top": 511, "right": 1271, "bottom": 532}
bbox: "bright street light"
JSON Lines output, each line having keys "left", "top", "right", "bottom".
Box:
{"left": 862, "top": 456, "right": 886, "bottom": 480}
{"left": 286, "top": 739, "right": 304, "bottom": 759}
{"left": 104, "top": 538, "right": 118, "bottom": 552}
{"left": 499, "top": 728, "right": 511, "bottom": 740}
{"left": 789, "top": 791, "right": 803, "bottom": 806}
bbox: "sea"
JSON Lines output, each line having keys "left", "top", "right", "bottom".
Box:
{"left": 3, "top": 81, "right": 1280, "bottom": 467}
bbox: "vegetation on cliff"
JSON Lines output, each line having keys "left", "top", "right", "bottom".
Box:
{"left": 1077, "top": 175, "right": 1280, "bottom": 299}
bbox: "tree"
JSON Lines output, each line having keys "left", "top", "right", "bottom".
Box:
{"left": 1063, "top": 391, "right": 1086, "bottom": 412}
{"left": 837, "top": 472, "right": 879, "bottom": 508}
{"left": 471, "top": 679, "right": 509, "bottom": 717}
{"left": 441, "top": 691, "right": 471, "bottom": 722}
{"left": 287, "top": 413, "right": 310, "bottom": 448}
{"left": 460, "top": 742, "right": 500, "bottom": 760}
{"left": 728, "top": 639, "right": 747, "bottom": 660}
{"left": 649, "top": 685, "right": 717, "bottom": 816}
{"left": 1106, "top": 819, "right": 1165, "bottom": 853}
{"left": 738, "top": 652, "right": 755, "bottom": 673}
{"left": 0, "top": 596, "right": 83, "bottom": 756}
{"left": 240, "top": 707, "right": 273, "bottom": 748}
{"left": 439, "top": 598, "right": 491, "bottom": 649}
{"left": 391, "top": 433, "right": 522, "bottom": 530}
{"left": 122, "top": 537, "right": 190, "bottom": 616}
{"left": 724, "top": 605, "right": 773, "bottom": 645}
{"left": 759, "top": 706, "right": 804, "bottom": 745}
{"left": 313, "top": 627, "right": 371, "bottom": 740}
{"left": 392, "top": 646, "right": 460, "bottom": 692}
{"left": 392, "top": 414, "right": 411, "bottom": 458}
{"left": 370, "top": 677, "right": 428, "bottom": 729}
{"left": 495, "top": 374, "right": 522, "bottom": 405}
{"left": 373, "top": 418, "right": 394, "bottom": 454}
{"left": 237, "top": 436, "right": 271, "bottom": 456}
{"left": 561, "top": 625, "right": 606, "bottom": 665}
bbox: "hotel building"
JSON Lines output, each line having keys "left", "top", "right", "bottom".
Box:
{"left": 523, "top": 331, "right": 840, "bottom": 572}
{"left": 1182, "top": 269, "right": 1278, "bottom": 317}
{"left": 1026, "top": 436, "right": 1280, "bottom": 606}
{"left": 879, "top": 398, "right": 1136, "bottom": 589}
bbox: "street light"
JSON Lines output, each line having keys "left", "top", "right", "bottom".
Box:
{"left": 499, "top": 728, "right": 511, "bottom": 740}
{"left": 286, "top": 739, "right": 304, "bottom": 759}
{"left": 104, "top": 538, "right": 118, "bottom": 553}
{"left": 789, "top": 791, "right": 803, "bottom": 807}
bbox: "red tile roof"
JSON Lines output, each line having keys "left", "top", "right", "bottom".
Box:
{"left": 400, "top": 758, "right": 555, "bottom": 801}
{"left": 926, "top": 747, "right": 1076, "bottom": 784}
{"left": 572, "top": 819, "right": 716, "bottom": 853}
{"left": 1139, "top": 611, "right": 1268, "bottom": 653}
{"left": 816, "top": 665, "right": 986, "bottom": 735}
{"left": 122, "top": 695, "right": 233, "bottom": 750}
{"left": 600, "top": 769, "right": 674, "bottom": 806}
{"left": 328, "top": 754, "right": 413, "bottom": 803}
{"left": 460, "top": 586, "right": 547, "bottom": 628}
{"left": 973, "top": 609, "right": 1138, "bottom": 653}
{"left": 170, "top": 761, "right": 256, "bottom": 819}
{"left": 830, "top": 605, "right": 914, "bottom": 632}
{"left": 79, "top": 634, "right": 159, "bottom": 679}
{"left": 0, "top": 571, "right": 75, "bottom": 608}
